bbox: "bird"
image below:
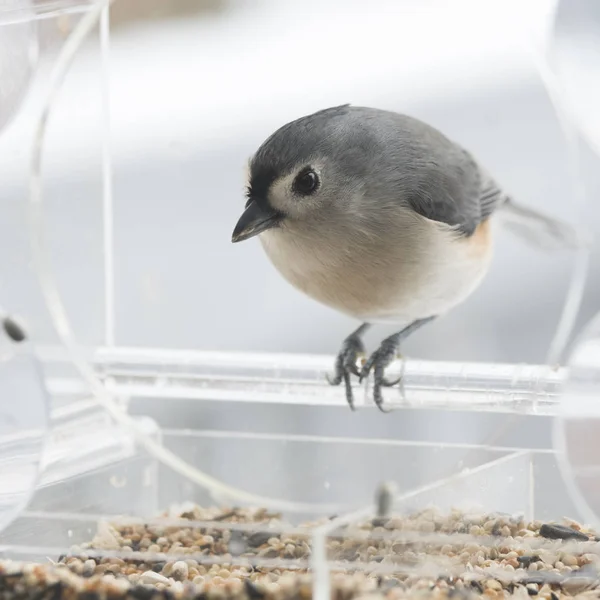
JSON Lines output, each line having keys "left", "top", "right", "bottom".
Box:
{"left": 231, "top": 104, "right": 584, "bottom": 411}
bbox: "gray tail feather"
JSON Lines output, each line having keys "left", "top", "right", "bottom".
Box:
{"left": 496, "top": 199, "right": 591, "bottom": 251}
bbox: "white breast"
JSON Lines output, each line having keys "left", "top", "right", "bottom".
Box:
{"left": 260, "top": 213, "right": 493, "bottom": 326}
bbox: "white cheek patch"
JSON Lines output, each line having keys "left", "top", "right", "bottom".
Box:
{"left": 268, "top": 172, "right": 297, "bottom": 212}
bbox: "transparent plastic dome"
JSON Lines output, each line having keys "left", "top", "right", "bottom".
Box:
{"left": 4, "top": 1, "right": 600, "bottom": 598}
{"left": 556, "top": 313, "right": 600, "bottom": 529}
{"left": 551, "top": 0, "right": 600, "bottom": 155}
{"left": 0, "top": 0, "right": 37, "bottom": 131}
{"left": 550, "top": 0, "right": 600, "bottom": 529}
{"left": 0, "top": 313, "right": 48, "bottom": 531}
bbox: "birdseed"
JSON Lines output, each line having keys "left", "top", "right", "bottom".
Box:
{"left": 2, "top": 506, "right": 600, "bottom": 599}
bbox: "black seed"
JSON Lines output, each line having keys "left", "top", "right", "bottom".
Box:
{"left": 339, "top": 548, "right": 359, "bottom": 561}
{"left": 247, "top": 532, "right": 272, "bottom": 548}
{"left": 47, "top": 582, "right": 63, "bottom": 600}
{"left": 244, "top": 579, "right": 265, "bottom": 600}
{"left": 2, "top": 317, "right": 26, "bottom": 343}
{"left": 539, "top": 523, "right": 589, "bottom": 541}
{"left": 518, "top": 555, "right": 541, "bottom": 568}
{"left": 527, "top": 587, "right": 539, "bottom": 596}
{"left": 470, "top": 580, "right": 484, "bottom": 593}
{"left": 128, "top": 586, "right": 156, "bottom": 600}
{"left": 378, "top": 577, "right": 404, "bottom": 592}
{"left": 151, "top": 561, "right": 166, "bottom": 573}
{"left": 0, "top": 572, "right": 24, "bottom": 582}
{"left": 162, "top": 589, "right": 175, "bottom": 600}
{"left": 214, "top": 510, "right": 238, "bottom": 521}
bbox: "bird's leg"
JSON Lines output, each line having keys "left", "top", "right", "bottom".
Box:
{"left": 359, "top": 316, "right": 436, "bottom": 412}
{"left": 326, "top": 323, "right": 371, "bottom": 410}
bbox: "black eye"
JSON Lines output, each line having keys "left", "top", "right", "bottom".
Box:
{"left": 293, "top": 168, "right": 319, "bottom": 196}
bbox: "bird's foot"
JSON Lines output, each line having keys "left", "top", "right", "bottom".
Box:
{"left": 326, "top": 333, "right": 366, "bottom": 410}
{"left": 359, "top": 335, "right": 403, "bottom": 412}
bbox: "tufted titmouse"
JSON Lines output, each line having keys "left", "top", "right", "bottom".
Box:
{"left": 232, "top": 105, "right": 583, "bottom": 411}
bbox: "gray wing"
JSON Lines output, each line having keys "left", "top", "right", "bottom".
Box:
{"left": 361, "top": 108, "right": 510, "bottom": 236}
{"left": 404, "top": 145, "right": 509, "bottom": 237}
{"left": 309, "top": 106, "right": 510, "bottom": 237}
{"left": 398, "top": 131, "right": 584, "bottom": 249}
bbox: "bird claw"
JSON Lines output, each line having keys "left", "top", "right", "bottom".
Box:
{"left": 381, "top": 374, "right": 403, "bottom": 387}
{"left": 327, "top": 333, "right": 366, "bottom": 410}
{"left": 358, "top": 338, "right": 400, "bottom": 381}
{"left": 359, "top": 339, "right": 404, "bottom": 412}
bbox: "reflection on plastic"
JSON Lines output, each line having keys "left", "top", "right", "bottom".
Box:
{"left": 556, "top": 311, "right": 600, "bottom": 529}
{"left": 0, "top": 315, "right": 48, "bottom": 533}
{"left": 0, "top": 0, "right": 37, "bottom": 131}
{"left": 551, "top": 0, "right": 600, "bottom": 156}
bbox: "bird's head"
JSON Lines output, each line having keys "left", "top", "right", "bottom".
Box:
{"left": 232, "top": 104, "right": 380, "bottom": 243}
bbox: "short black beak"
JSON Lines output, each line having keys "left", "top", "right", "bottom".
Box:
{"left": 231, "top": 199, "right": 282, "bottom": 243}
